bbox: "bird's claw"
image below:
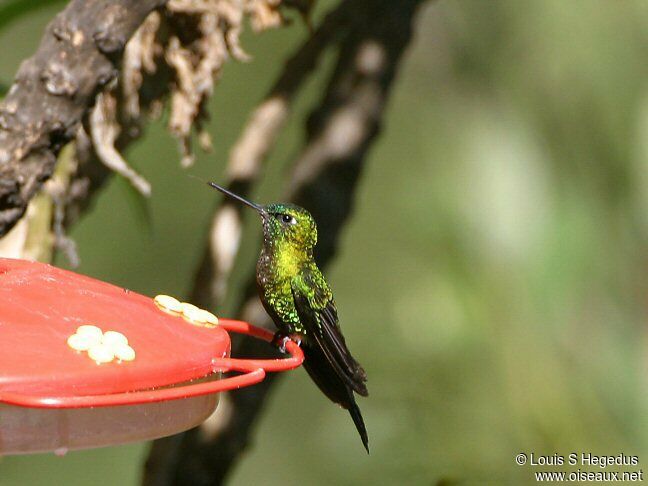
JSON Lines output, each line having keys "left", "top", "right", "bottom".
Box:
{"left": 271, "top": 332, "right": 302, "bottom": 354}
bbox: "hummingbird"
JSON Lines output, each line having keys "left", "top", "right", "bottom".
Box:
{"left": 207, "top": 182, "right": 369, "bottom": 452}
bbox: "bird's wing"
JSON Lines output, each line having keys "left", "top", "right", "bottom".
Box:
{"left": 291, "top": 270, "right": 368, "bottom": 396}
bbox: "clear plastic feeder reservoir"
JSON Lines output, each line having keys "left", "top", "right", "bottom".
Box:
{"left": 0, "top": 258, "right": 303, "bottom": 455}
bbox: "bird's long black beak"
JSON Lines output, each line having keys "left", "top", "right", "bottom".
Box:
{"left": 207, "top": 182, "right": 266, "bottom": 215}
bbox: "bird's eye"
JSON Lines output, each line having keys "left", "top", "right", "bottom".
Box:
{"left": 277, "top": 213, "right": 296, "bottom": 225}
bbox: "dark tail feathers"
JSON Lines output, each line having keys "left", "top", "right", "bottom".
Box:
{"left": 348, "top": 397, "right": 369, "bottom": 453}
{"left": 301, "top": 341, "right": 369, "bottom": 453}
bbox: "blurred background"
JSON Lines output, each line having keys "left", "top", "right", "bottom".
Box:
{"left": 1, "top": 0, "right": 648, "bottom": 484}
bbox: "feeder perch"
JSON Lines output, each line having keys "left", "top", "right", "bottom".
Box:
{"left": 0, "top": 258, "right": 303, "bottom": 455}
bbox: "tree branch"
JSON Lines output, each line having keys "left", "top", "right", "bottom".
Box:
{"left": 0, "top": 0, "right": 165, "bottom": 236}
{"left": 143, "top": 1, "right": 425, "bottom": 484}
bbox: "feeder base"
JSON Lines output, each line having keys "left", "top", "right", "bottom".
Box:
{"left": 0, "top": 394, "right": 218, "bottom": 455}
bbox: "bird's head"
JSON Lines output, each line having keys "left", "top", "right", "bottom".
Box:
{"left": 262, "top": 202, "right": 317, "bottom": 250}
{"left": 207, "top": 182, "right": 317, "bottom": 251}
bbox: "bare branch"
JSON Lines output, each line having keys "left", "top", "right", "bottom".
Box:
{"left": 0, "top": 0, "right": 294, "bottom": 257}
{"left": 0, "top": 0, "right": 290, "bottom": 240}
{"left": 0, "top": 0, "right": 166, "bottom": 237}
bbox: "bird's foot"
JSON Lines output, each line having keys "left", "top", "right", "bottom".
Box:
{"left": 271, "top": 332, "right": 303, "bottom": 354}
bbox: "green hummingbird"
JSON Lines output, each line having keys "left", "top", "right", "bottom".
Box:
{"left": 207, "top": 182, "right": 369, "bottom": 452}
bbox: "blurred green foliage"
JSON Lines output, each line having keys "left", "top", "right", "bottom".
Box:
{"left": 1, "top": 0, "right": 647, "bottom": 484}
{"left": 0, "top": 0, "right": 63, "bottom": 32}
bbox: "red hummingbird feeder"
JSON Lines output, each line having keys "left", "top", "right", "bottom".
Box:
{"left": 0, "top": 258, "right": 303, "bottom": 455}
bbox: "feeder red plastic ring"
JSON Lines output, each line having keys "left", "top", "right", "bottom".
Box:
{"left": 0, "top": 319, "right": 303, "bottom": 409}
